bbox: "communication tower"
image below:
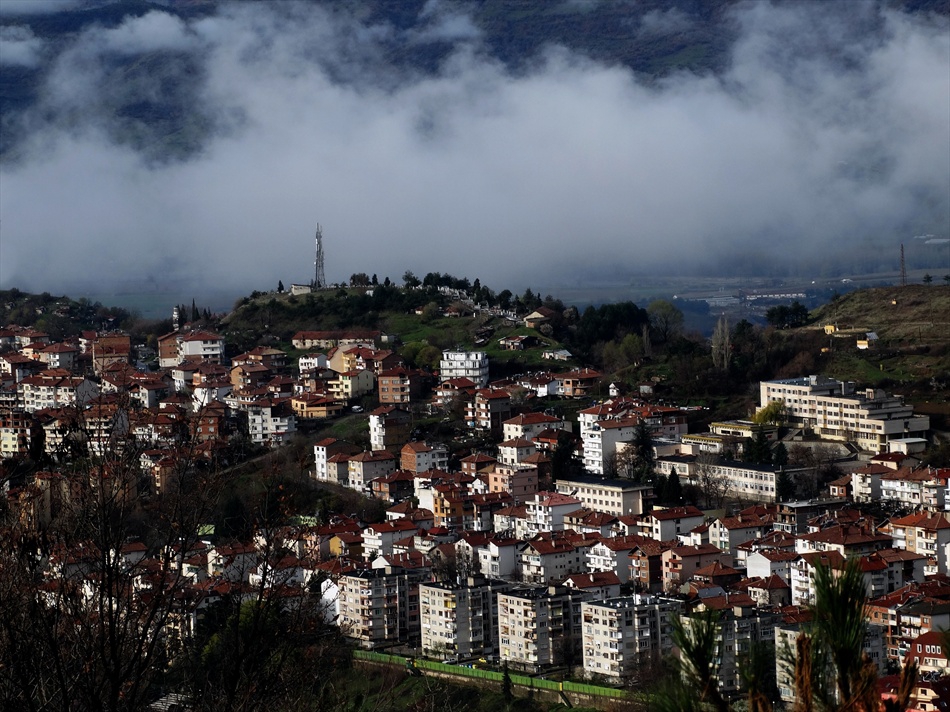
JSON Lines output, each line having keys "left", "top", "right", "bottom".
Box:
{"left": 900, "top": 243, "right": 906, "bottom": 287}
{"left": 314, "top": 223, "right": 326, "bottom": 289}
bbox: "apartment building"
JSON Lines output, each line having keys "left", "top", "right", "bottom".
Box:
{"left": 419, "top": 578, "right": 512, "bottom": 659}
{"left": 440, "top": 350, "right": 489, "bottom": 388}
{"left": 337, "top": 567, "right": 428, "bottom": 648}
{"left": 580, "top": 594, "right": 682, "bottom": 680}
{"left": 554, "top": 474, "right": 653, "bottom": 518}
{"left": 400, "top": 441, "right": 449, "bottom": 474}
{"left": 758, "top": 376, "right": 929, "bottom": 450}
{"left": 368, "top": 406, "right": 411, "bottom": 452}
{"left": 498, "top": 585, "right": 592, "bottom": 671}
{"left": 246, "top": 398, "right": 296, "bottom": 446}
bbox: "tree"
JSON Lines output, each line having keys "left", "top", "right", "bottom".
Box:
{"left": 923, "top": 273, "right": 933, "bottom": 285}
{"left": 655, "top": 560, "right": 917, "bottom": 712}
{"left": 192, "top": 298, "right": 200, "bottom": 322}
{"left": 744, "top": 428, "right": 772, "bottom": 466}
{"left": 349, "top": 273, "right": 371, "bottom": 287}
{"left": 371, "top": 274, "right": 378, "bottom": 286}
{"left": 666, "top": 470, "right": 684, "bottom": 504}
{"left": 696, "top": 452, "right": 729, "bottom": 509}
{"left": 647, "top": 299, "right": 684, "bottom": 344}
{"left": 773, "top": 441, "right": 788, "bottom": 468}
{"left": 402, "top": 270, "right": 420, "bottom": 288}
{"left": 753, "top": 399, "right": 786, "bottom": 426}
{"left": 277, "top": 280, "right": 284, "bottom": 293}
{"left": 775, "top": 468, "right": 796, "bottom": 502}
{"left": 711, "top": 314, "right": 730, "bottom": 371}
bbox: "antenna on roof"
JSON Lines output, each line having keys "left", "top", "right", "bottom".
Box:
{"left": 314, "top": 224, "right": 326, "bottom": 289}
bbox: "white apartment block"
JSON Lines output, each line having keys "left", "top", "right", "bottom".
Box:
{"left": 498, "top": 585, "right": 592, "bottom": 671}
{"left": 554, "top": 475, "right": 653, "bottom": 518}
{"left": 337, "top": 568, "right": 426, "bottom": 648}
{"left": 582, "top": 418, "right": 637, "bottom": 475}
{"left": 580, "top": 595, "right": 682, "bottom": 680}
{"left": 177, "top": 331, "right": 226, "bottom": 365}
{"left": 758, "top": 376, "right": 929, "bottom": 450}
{"left": 419, "top": 579, "right": 512, "bottom": 659}
{"left": 440, "top": 351, "right": 489, "bottom": 388}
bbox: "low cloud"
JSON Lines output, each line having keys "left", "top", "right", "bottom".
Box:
{"left": 0, "top": 1, "right": 947, "bottom": 299}
{"left": 0, "top": 25, "right": 43, "bottom": 67}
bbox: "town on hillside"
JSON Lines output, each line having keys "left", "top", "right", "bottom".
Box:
{"left": 0, "top": 286, "right": 948, "bottom": 710}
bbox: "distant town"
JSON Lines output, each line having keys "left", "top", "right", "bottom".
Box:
{"left": 0, "top": 281, "right": 948, "bottom": 711}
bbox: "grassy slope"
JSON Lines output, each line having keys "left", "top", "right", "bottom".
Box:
{"left": 806, "top": 285, "right": 950, "bottom": 428}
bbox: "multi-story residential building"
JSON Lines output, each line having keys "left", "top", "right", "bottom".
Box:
{"left": 18, "top": 369, "right": 98, "bottom": 413}
{"left": 488, "top": 465, "right": 539, "bottom": 502}
{"left": 37, "top": 342, "right": 79, "bottom": 372}
{"left": 337, "top": 567, "right": 428, "bottom": 648}
{"left": 518, "top": 535, "right": 586, "bottom": 585}
{"left": 582, "top": 417, "right": 637, "bottom": 475}
{"left": 377, "top": 366, "right": 425, "bottom": 405}
{"left": 629, "top": 540, "right": 676, "bottom": 593}
{"left": 522, "top": 492, "right": 582, "bottom": 538}
{"left": 758, "top": 376, "right": 929, "bottom": 450}
{"left": 580, "top": 594, "right": 682, "bottom": 680}
{"left": 497, "top": 438, "right": 536, "bottom": 467}
{"left": 368, "top": 405, "right": 411, "bottom": 453}
{"left": 0, "top": 407, "right": 31, "bottom": 459}
{"left": 661, "top": 544, "right": 730, "bottom": 590}
{"left": 775, "top": 619, "right": 887, "bottom": 704}
{"left": 361, "top": 519, "right": 419, "bottom": 557}
{"left": 636, "top": 506, "right": 705, "bottom": 542}
{"left": 419, "top": 578, "right": 512, "bottom": 659}
{"left": 465, "top": 389, "right": 513, "bottom": 434}
{"left": 177, "top": 331, "right": 226, "bottom": 365}
{"left": 440, "top": 350, "right": 489, "bottom": 388}
{"left": 882, "top": 511, "right": 950, "bottom": 572}
{"left": 328, "top": 370, "right": 376, "bottom": 402}
{"left": 347, "top": 450, "right": 397, "bottom": 493}
{"left": 686, "top": 597, "right": 781, "bottom": 696}
{"left": 246, "top": 398, "right": 296, "bottom": 446}
{"left": 880, "top": 466, "right": 947, "bottom": 510}
{"left": 471, "top": 537, "right": 520, "bottom": 580}
{"left": 708, "top": 510, "right": 776, "bottom": 558}
{"left": 400, "top": 441, "right": 449, "bottom": 473}
{"left": 554, "top": 474, "right": 653, "bottom": 518}
{"left": 502, "top": 412, "right": 568, "bottom": 442}
{"left": 553, "top": 368, "right": 602, "bottom": 398}
{"left": 586, "top": 536, "right": 646, "bottom": 584}
{"left": 498, "top": 585, "right": 592, "bottom": 671}
{"left": 795, "top": 524, "right": 892, "bottom": 557}
{"left": 312, "top": 437, "right": 360, "bottom": 483}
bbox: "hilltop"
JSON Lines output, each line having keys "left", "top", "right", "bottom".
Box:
{"left": 803, "top": 284, "right": 950, "bottom": 429}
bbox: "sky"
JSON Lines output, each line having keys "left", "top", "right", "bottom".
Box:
{"left": 0, "top": 0, "right": 948, "bottom": 302}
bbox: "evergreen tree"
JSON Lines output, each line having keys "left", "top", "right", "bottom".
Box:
{"left": 191, "top": 299, "right": 199, "bottom": 322}
{"left": 773, "top": 442, "right": 788, "bottom": 468}
{"left": 277, "top": 280, "right": 284, "bottom": 293}
{"left": 745, "top": 429, "right": 772, "bottom": 466}
{"left": 666, "top": 471, "right": 684, "bottom": 504}
{"left": 776, "top": 469, "right": 796, "bottom": 502}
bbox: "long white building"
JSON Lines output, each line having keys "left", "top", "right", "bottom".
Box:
{"left": 758, "top": 376, "right": 928, "bottom": 451}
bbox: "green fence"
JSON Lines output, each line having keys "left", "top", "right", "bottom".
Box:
{"left": 352, "top": 650, "right": 627, "bottom": 699}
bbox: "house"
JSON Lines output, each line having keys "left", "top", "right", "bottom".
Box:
{"left": 291, "top": 393, "right": 344, "bottom": 420}
{"left": 502, "top": 412, "right": 568, "bottom": 442}
{"left": 636, "top": 506, "right": 705, "bottom": 542}
{"left": 564, "top": 571, "right": 622, "bottom": 600}
{"left": 400, "top": 441, "right": 450, "bottom": 474}
{"left": 523, "top": 307, "right": 557, "bottom": 330}
{"left": 882, "top": 511, "right": 950, "bottom": 573}
{"left": 18, "top": 369, "right": 98, "bottom": 413}
{"left": 661, "top": 544, "right": 730, "bottom": 590}
{"left": 347, "top": 450, "right": 397, "bottom": 493}
{"left": 328, "top": 369, "right": 375, "bottom": 402}
{"left": 554, "top": 368, "right": 602, "bottom": 398}
{"left": 312, "top": 438, "right": 361, "bottom": 483}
